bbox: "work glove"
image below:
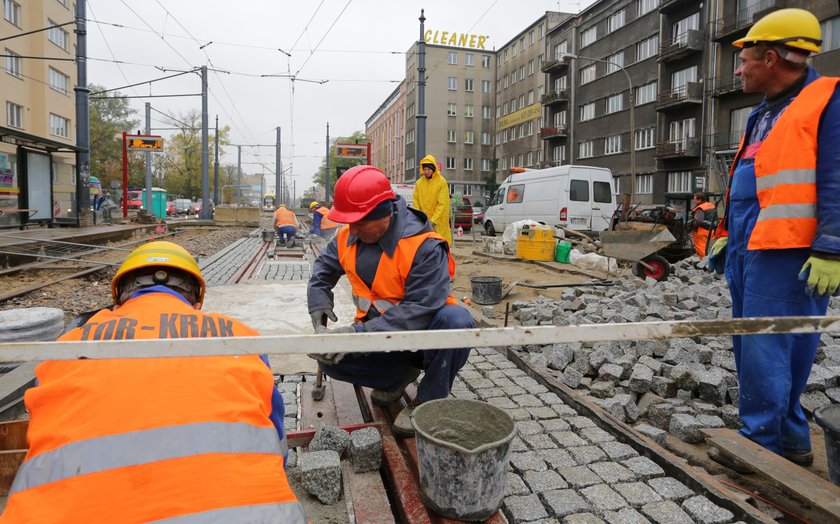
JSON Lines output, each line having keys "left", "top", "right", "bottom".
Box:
{"left": 799, "top": 256, "right": 840, "bottom": 297}
{"left": 310, "top": 308, "right": 337, "bottom": 332}
{"left": 324, "top": 325, "right": 357, "bottom": 334}
{"left": 706, "top": 237, "right": 728, "bottom": 275}
{"left": 308, "top": 352, "right": 347, "bottom": 366}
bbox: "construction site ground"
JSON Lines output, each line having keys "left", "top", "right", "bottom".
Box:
{"left": 0, "top": 219, "right": 838, "bottom": 522}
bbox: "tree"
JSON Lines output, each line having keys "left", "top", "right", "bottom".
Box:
{"left": 88, "top": 84, "right": 144, "bottom": 192}
{"left": 312, "top": 130, "right": 369, "bottom": 199}
{"left": 483, "top": 158, "right": 500, "bottom": 199}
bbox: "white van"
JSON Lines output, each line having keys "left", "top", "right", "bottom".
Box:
{"left": 483, "top": 165, "right": 616, "bottom": 235}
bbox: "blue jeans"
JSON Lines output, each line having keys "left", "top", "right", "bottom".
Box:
{"left": 276, "top": 226, "right": 297, "bottom": 242}
{"left": 318, "top": 305, "right": 474, "bottom": 402}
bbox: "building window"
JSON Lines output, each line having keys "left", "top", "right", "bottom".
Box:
{"left": 405, "top": 157, "right": 415, "bottom": 171}
{"left": 634, "top": 127, "right": 655, "bottom": 150}
{"left": 481, "top": 55, "right": 491, "bottom": 68}
{"left": 520, "top": 37, "right": 525, "bottom": 52}
{"left": 510, "top": 126, "right": 516, "bottom": 140}
{"left": 820, "top": 16, "right": 840, "bottom": 52}
{"left": 48, "top": 67, "right": 69, "bottom": 94}
{"left": 528, "top": 60, "right": 534, "bottom": 75}
{"left": 465, "top": 53, "right": 474, "bottom": 66}
{"left": 527, "top": 90, "right": 534, "bottom": 105}
{"left": 519, "top": 94, "right": 525, "bottom": 108}
{"left": 503, "top": 49, "right": 508, "bottom": 63}
{"left": 638, "top": 0, "right": 656, "bottom": 17}
{"left": 636, "top": 35, "right": 659, "bottom": 62}
{"left": 49, "top": 113, "right": 69, "bottom": 137}
{"left": 482, "top": 105, "right": 491, "bottom": 119}
{"left": 553, "top": 110, "right": 566, "bottom": 126}
{"left": 669, "top": 118, "right": 696, "bottom": 146}
{"left": 4, "top": 48, "right": 21, "bottom": 77}
{"left": 538, "top": 25, "right": 544, "bottom": 39}
{"left": 526, "top": 151, "right": 533, "bottom": 166}
{"left": 447, "top": 129, "right": 457, "bottom": 143}
{"left": 553, "top": 145, "right": 566, "bottom": 163}
{"left": 604, "top": 135, "right": 622, "bottom": 155}
{"left": 465, "top": 78, "right": 474, "bottom": 92}
{"left": 481, "top": 158, "right": 490, "bottom": 172}
{"left": 481, "top": 80, "right": 491, "bottom": 93}
{"left": 538, "top": 54, "right": 544, "bottom": 69}
{"left": 580, "top": 64, "right": 596, "bottom": 85}
{"left": 512, "top": 43, "right": 517, "bottom": 57}
{"left": 519, "top": 123, "right": 525, "bottom": 138}
{"left": 407, "top": 104, "right": 416, "bottom": 118}
{"left": 668, "top": 171, "right": 693, "bottom": 193}
{"left": 503, "top": 102, "right": 508, "bottom": 115}
{"left": 635, "top": 81, "right": 657, "bottom": 105}
{"left": 581, "top": 26, "right": 597, "bottom": 48}
{"left": 671, "top": 65, "right": 698, "bottom": 90}
{"left": 580, "top": 102, "right": 596, "bottom": 122}
{"left": 529, "top": 30, "right": 535, "bottom": 46}
{"left": 6, "top": 101, "right": 22, "bottom": 128}
{"left": 3, "top": 0, "right": 20, "bottom": 26}
{"left": 527, "top": 121, "right": 533, "bottom": 136}
{"left": 464, "top": 157, "right": 474, "bottom": 171}
{"left": 406, "top": 129, "right": 415, "bottom": 144}
{"left": 481, "top": 132, "right": 491, "bottom": 145}
{"left": 48, "top": 20, "right": 68, "bottom": 50}
{"left": 446, "top": 157, "right": 456, "bottom": 170}
{"left": 637, "top": 174, "right": 653, "bottom": 194}
{"left": 511, "top": 98, "right": 517, "bottom": 112}
{"left": 607, "top": 10, "right": 625, "bottom": 34}
{"left": 464, "top": 105, "right": 474, "bottom": 118}
{"left": 729, "top": 106, "right": 754, "bottom": 146}
{"left": 519, "top": 65, "right": 525, "bottom": 81}
{"left": 606, "top": 93, "right": 623, "bottom": 114}
{"left": 447, "top": 103, "right": 457, "bottom": 116}
{"left": 496, "top": 131, "right": 502, "bottom": 143}
{"left": 464, "top": 131, "right": 474, "bottom": 144}
{"left": 606, "top": 51, "right": 624, "bottom": 74}
{"left": 510, "top": 72, "right": 516, "bottom": 85}
{"left": 448, "top": 51, "right": 457, "bottom": 65}
{"left": 579, "top": 140, "right": 594, "bottom": 159}
{"left": 672, "top": 12, "right": 700, "bottom": 44}
{"left": 448, "top": 77, "right": 457, "bottom": 90}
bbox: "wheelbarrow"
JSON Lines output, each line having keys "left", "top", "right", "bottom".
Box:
{"left": 599, "top": 229, "right": 677, "bottom": 282}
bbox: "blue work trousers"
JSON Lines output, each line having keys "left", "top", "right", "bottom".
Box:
{"left": 276, "top": 225, "right": 297, "bottom": 242}
{"left": 318, "top": 305, "right": 474, "bottom": 402}
{"left": 725, "top": 199, "right": 829, "bottom": 455}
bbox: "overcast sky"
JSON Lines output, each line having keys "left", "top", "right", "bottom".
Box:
{"left": 86, "top": 0, "right": 595, "bottom": 193}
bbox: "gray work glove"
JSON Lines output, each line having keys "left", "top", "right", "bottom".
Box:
{"left": 310, "top": 308, "right": 337, "bottom": 332}
{"left": 308, "top": 352, "right": 347, "bottom": 366}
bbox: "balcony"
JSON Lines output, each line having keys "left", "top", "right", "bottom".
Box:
{"left": 541, "top": 59, "right": 569, "bottom": 73}
{"left": 712, "top": 0, "right": 782, "bottom": 41}
{"left": 709, "top": 75, "right": 743, "bottom": 97}
{"left": 541, "top": 89, "right": 570, "bottom": 106}
{"left": 540, "top": 125, "right": 568, "bottom": 139}
{"left": 710, "top": 132, "right": 743, "bottom": 151}
{"left": 656, "top": 82, "right": 703, "bottom": 111}
{"left": 659, "top": 30, "right": 705, "bottom": 62}
{"left": 659, "top": 0, "right": 694, "bottom": 13}
{"left": 655, "top": 138, "right": 700, "bottom": 158}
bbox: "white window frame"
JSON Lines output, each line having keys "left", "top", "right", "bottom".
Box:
{"left": 6, "top": 101, "right": 22, "bottom": 128}
{"left": 606, "top": 93, "right": 623, "bottom": 114}
{"left": 606, "top": 51, "right": 624, "bottom": 74}
{"left": 448, "top": 51, "right": 458, "bottom": 65}
{"left": 482, "top": 105, "right": 491, "bottom": 119}
{"left": 580, "top": 64, "right": 596, "bottom": 85}
{"left": 638, "top": 0, "right": 656, "bottom": 17}
{"left": 635, "top": 81, "right": 657, "bottom": 105}
{"left": 465, "top": 78, "right": 474, "bottom": 92}
{"left": 48, "top": 19, "right": 68, "bottom": 51}
{"left": 607, "top": 10, "right": 625, "bottom": 34}
{"left": 579, "top": 140, "right": 594, "bottom": 159}
{"left": 481, "top": 131, "right": 491, "bottom": 145}
{"left": 636, "top": 35, "right": 659, "bottom": 62}
{"left": 464, "top": 131, "right": 474, "bottom": 144}
{"left": 526, "top": 151, "right": 533, "bottom": 166}
{"left": 447, "top": 129, "right": 457, "bottom": 143}
{"left": 463, "top": 157, "right": 474, "bottom": 171}
{"left": 580, "top": 102, "right": 596, "bottom": 122}
{"left": 553, "top": 110, "right": 566, "bottom": 126}
{"left": 447, "top": 77, "right": 457, "bottom": 90}
{"left": 49, "top": 113, "right": 69, "bottom": 138}
{"left": 446, "top": 157, "right": 456, "bottom": 170}
{"left": 481, "top": 80, "right": 491, "bottom": 93}
{"left": 667, "top": 171, "right": 693, "bottom": 193}
{"left": 4, "top": 48, "right": 21, "bottom": 77}
{"left": 464, "top": 104, "right": 474, "bottom": 118}
{"left": 581, "top": 26, "right": 597, "bottom": 48}
{"left": 447, "top": 103, "right": 457, "bottom": 117}
{"left": 553, "top": 145, "right": 566, "bottom": 163}
{"left": 3, "top": 0, "right": 20, "bottom": 26}
{"left": 672, "top": 12, "right": 700, "bottom": 44}
{"left": 48, "top": 66, "right": 69, "bottom": 94}
{"left": 637, "top": 174, "right": 653, "bottom": 194}
{"left": 528, "top": 60, "right": 534, "bottom": 75}
{"left": 604, "top": 135, "right": 622, "bottom": 155}
{"left": 671, "top": 65, "right": 698, "bottom": 90}
{"left": 481, "top": 158, "right": 491, "bottom": 172}
{"left": 669, "top": 117, "right": 696, "bottom": 146}
{"left": 465, "top": 53, "right": 474, "bottom": 66}
{"left": 527, "top": 91, "right": 534, "bottom": 105}
{"left": 481, "top": 55, "right": 491, "bottom": 68}
{"left": 634, "top": 127, "right": 655, "bottom": 150}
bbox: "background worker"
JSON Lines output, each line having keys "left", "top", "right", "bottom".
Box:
{"left": 706, "top": 8, "right": 840, "bottom": 471}
{"left": 274, "top": 203, "right": 300, "bottom": 246}
{"left": 307, "top": 165, "right": 474, "bottom": 436}
{"left": 309, "top": 201, "right": 339, "bottom": 239}
{"left": 2, "top": 241, "right": 305, "bottom": 522}
{"left": 688, "top": 193, "right": 717, "bottom": 258}
{"left": 412, "top": 154, "right": 452, "bottom": 245}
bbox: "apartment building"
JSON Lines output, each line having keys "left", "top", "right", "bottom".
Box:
{"left": 1, "top": 0, "right": 79, "bottom": 228}
{"left": 365, "top": 81, "right": 406, "bottom": 183}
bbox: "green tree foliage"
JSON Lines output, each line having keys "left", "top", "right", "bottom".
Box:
{"left": 88, "top": 84, "right": 144, "bottom": 190}
{"left": 312, "top": 130, "right": 368, "bottom": 199}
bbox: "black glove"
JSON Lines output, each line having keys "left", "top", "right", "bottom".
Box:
{"left": 310, "top": 308, "right": 337, "bottom": 332}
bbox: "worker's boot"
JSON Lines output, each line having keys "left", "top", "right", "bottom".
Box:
{"left": 371, "top": 368, "right": 421, "bottom": 406}
{"left": 707, "top": 447, "right": 752, "bottom": 474}
{"left": 784, "top": 448, "right": 814, "bottom": 467}
{"left": 393, "top": 398, "right": 422, "bottom": 437}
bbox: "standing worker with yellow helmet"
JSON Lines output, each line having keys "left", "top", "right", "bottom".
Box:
{"left": 2, "top": 241, "right": 306, "bottom": 522}
{"left": 309, "top": 201, "right": 340, "bottom": 239}
{"left": 706, "top": 8, "right": 840, "bottom": 472}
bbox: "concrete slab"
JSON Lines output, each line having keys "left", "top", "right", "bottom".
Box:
{"left": 202, "top": 277, "right": 357, "bottom": 374}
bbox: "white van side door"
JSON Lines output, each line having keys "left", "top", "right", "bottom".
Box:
{"left": 590, "top": 173, "right": 615, "bottom": 231}
{"left": 484, "top": 186, "right": 507, "bottom": 232}
{"left": 566, "top": 169, "right": 592, "bottom": 230}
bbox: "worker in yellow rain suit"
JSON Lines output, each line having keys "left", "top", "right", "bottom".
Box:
{"left": 1, "top": 241, "right": 306, "bottom": 523}
{"left": 412, "top": 154, "right": 452, "bottom": 244}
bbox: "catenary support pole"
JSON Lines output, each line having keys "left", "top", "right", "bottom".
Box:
{"left": 144, "top": 102, "right": 153, "bottom": 216}
{"left": 276, "top": 127, "right": 282, "bottom": 208}
{"left": 325, "top": 122, "right": 331, "bottom": 202}
{"left": 199, "top": 66, "right": 211, "bottom": 220}
{"left": 213, "top": 115, "right": 219, "bottom": 206}
{"left": 74, "top": 0, "right": 91, "bottom": 224}
{"left": 416, "top": 9, "right": 427, "bottom": 178}
{"left": 236, "top": 145, "right": 242, "bottom": 206}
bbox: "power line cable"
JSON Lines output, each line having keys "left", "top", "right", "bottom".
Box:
{"left": 90, "top": 70, "right": 195, "bottom": 95}
{"left": 289, "top": 0, "right": 326, "bottom": 52}
{"left": 467, "top": 0, "right": 500, "bottom": 33}
{"left": 295, "top": 0, "right": 354, "bottom": 76}
{"left": 117, "top": 0, "right": 193, "bottom": 66}
{"left": 87, "top": 2, "right": 138, "bottom": 95}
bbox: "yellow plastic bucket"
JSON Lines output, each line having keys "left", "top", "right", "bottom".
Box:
{"left": 517, "top": 226, "right": 555, "bottom": 261}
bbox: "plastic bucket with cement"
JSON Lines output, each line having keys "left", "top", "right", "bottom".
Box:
{"left": 814, "top": 404, "right": 840, "bottom": 486}
{"left": 470, "top": 276, "right": 503, "bottom": 305}
{"left": 411, "top": 398, "right": 516, "bottom": 521}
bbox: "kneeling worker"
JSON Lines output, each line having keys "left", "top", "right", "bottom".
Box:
{"left": 2, "top": 241, "right": 305, "bottom": 523}
{"left": 309, "top": 201, "right": 339, "bottom": 239}
{"left": 307, "top": 165, "right": 474, "bottom": 435}
{"left": 274, "top": 202, "right": 300, "bottom": 246}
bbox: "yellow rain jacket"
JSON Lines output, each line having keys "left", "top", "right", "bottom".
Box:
{"left": 412, "top": 154, "right": 452, "bottom": 244}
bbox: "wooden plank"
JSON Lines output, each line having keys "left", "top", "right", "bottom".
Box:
{"left": 0, "top": 363, "right": 37, "bottom": 419}
{"left": 0, "top": 420, "right": 28, "bottom": 450}
{"left": 343, "top": 460, "right": 396, "bottom": 524}
{"left": 331, "top": 379, "right": 367, "bottom": 426}
{"left": 703, "top": 427, "right": 840, "bottom": 523}
{"left": 299, "top": 380, "right": 339, "bottom": 431}
{"left": 0, "top": 450, "right": 26, "bottom": 496}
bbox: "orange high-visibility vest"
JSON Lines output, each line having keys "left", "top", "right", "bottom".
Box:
{"left": 716, "top": 77, "right": 840, "bottom": 250}
{"left": 317, "top": 206, "right": 339, "bottom": 230}
{"left": 2, "top": 293, "right": 305, "bottom": 523}
{"left": 336, "top": 226, "right": 458, "bottom": 323}
{"left": 692, "top": 201, "right": 716, "bottom": 258}
{"left": 274, "top": 207, "right": 297, "bottom": 228}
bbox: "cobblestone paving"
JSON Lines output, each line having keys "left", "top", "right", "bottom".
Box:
{"left": 199, "top": 236, "right": 262, "bottom": 286}
{"left": 257, "top": 260, "right": 310, "bottom": 281}
{"left": 449, "top": 348, "right": 741, "bottom": 524}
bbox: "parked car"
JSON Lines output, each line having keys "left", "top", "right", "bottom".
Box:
{"left": 174, "top": 199, "right": 193, "bottom": 216}
{"left": 166, "top": 201, "right": 176, "bottom": 217}
{"left": 454, "top": 195, "right": 473, "bottom": 232}
{"left": 482, "top": 165, "right": 617, "bottom": 236}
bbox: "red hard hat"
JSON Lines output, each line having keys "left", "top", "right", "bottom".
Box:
{"left": 329, "top": 165, "right": 396, "bottom": 223}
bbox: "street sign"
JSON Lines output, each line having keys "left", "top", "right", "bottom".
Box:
{"left": 126, "top": 135, "right": 164, "bottom": 151}
{"left": 335, "top": 143, "right": 367, "bottom": 159}
{"left": 695, "top": 175, "right": 706, "bottom": 190}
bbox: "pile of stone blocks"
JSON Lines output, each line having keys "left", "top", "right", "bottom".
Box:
{"left": 508, "top": 257, "right": 840, "bottom": 444}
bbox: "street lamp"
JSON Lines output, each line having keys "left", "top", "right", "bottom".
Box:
{"left": 561, "top": 53, "right": 635, "bottom": 219}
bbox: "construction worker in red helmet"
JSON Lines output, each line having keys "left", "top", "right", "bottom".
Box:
{"left": 2, "top": 241, "right": 306, "bottom": 522}
{"left": 307, "top": 165, "right": 474, "bottom": 436}
{"left": 706, "top": 8, "right": 840, "bottom": 472}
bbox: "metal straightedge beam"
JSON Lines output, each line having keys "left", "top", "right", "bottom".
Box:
{"left": 0, "top": 316, "right": 838, "bottom": 362}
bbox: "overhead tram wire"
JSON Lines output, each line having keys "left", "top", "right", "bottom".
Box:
{"left": 288, "top": 0, "right": 327, "bottom": 52}
{"left": 90, "top": 70, "right": 196, "bottom": 95}
{"left": 294, "top": 0, "right": 354, "bottom": 76}
{"left": 467, "top": 0, "right": 500, "bottom": 33}
{"left": 87, "top": 2, "right": 138, "bottom": 95}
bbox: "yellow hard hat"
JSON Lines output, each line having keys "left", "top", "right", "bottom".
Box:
{"left": 278, "top": 203, "right": 286, "bottom": 208}
{"left": 309, "top": 201, "right": 319, "bottom": 211}
{"left": 111, "top": 241, "right": 205, "bottom": 305}
{"left": 733, "top": 8, "right": 822, "bottom": 54}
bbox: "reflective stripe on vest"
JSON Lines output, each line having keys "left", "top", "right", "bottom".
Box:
{"left": 156, "top": 502, "right": 306, "bottom": 523}
{"left": 318, "top": 207, "right": 339, "bottom": 230}
{"left": 336, "top": 226, "right": 457, "bottom": 322}
{"left": 10, "top": 422, "right": 285, "bottom": 494}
